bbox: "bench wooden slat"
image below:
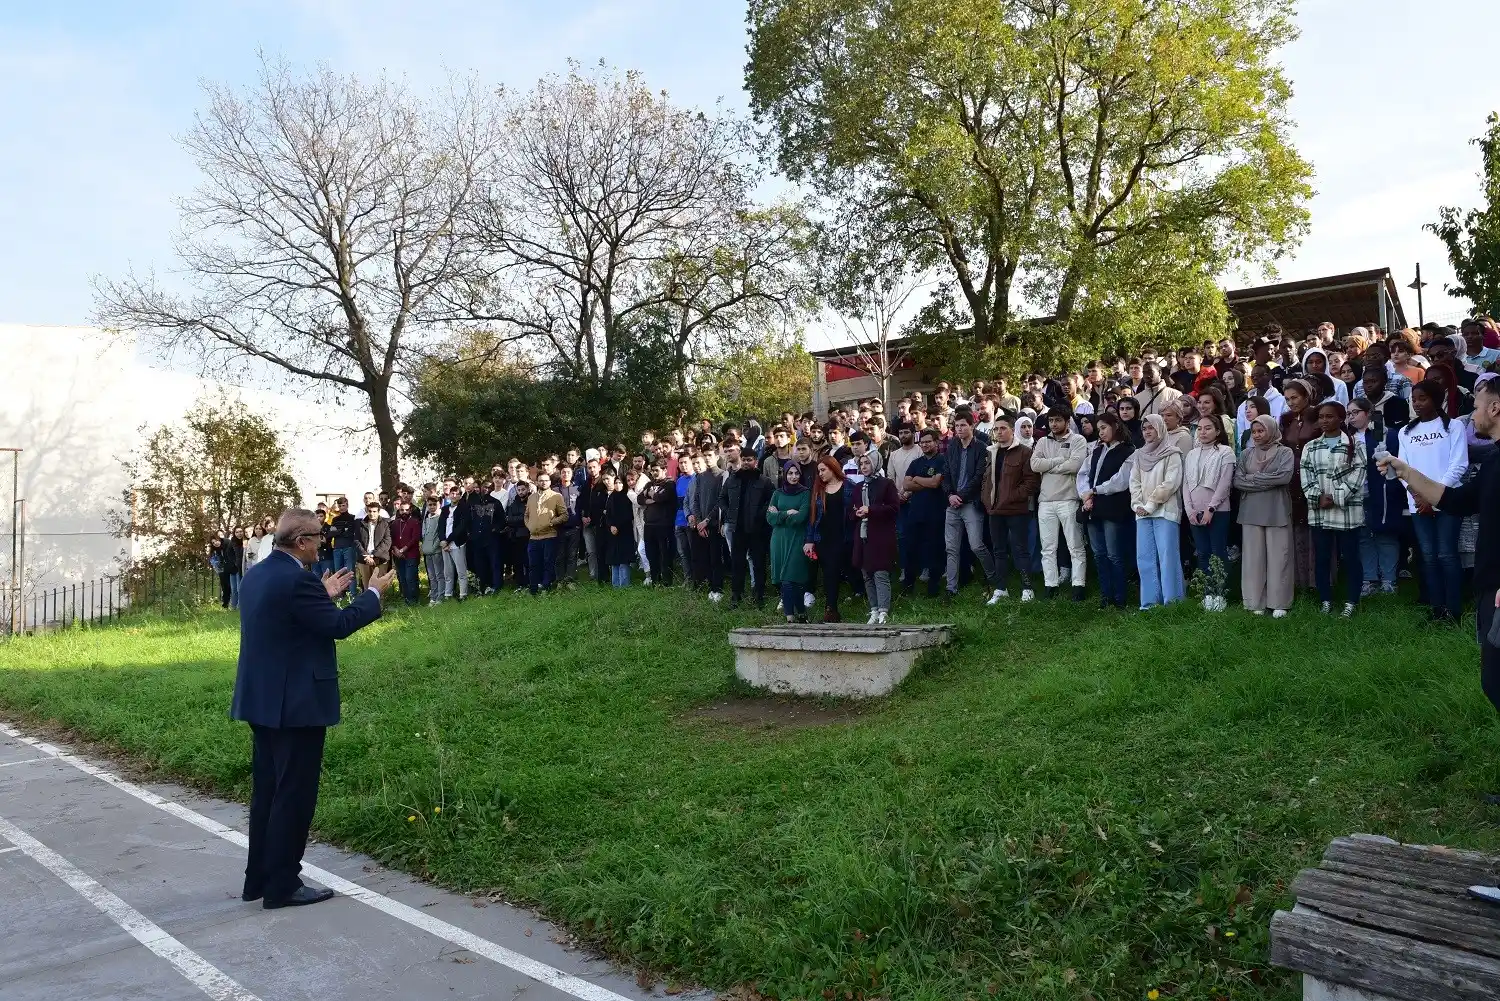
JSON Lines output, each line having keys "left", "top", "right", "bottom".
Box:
{"left": 1320, "top": 835, "right": 1500, "bottom": 892}
{"left": 1270, "top": 908, "right": 1500, "bottom": 1001}
{"left": 1291, "top": 868, "right": 1500, "bottom": 959}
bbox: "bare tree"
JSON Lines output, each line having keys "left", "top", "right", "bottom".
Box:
{"left": 816, "top": 225, "right": 933, "bottom": 412}
{"left": 472, "top": 62, "right": 808, "bottom": 391}
{"left": 94, "top": 56, "right": 499, "bottom": 491}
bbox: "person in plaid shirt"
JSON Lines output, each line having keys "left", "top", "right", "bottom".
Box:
{"left": 1300, "top": 401, "right": 1367, "bottom": 616}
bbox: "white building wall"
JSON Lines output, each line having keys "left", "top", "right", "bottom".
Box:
{"left": 0, "top": 324, "right": 397, "bottom": 589}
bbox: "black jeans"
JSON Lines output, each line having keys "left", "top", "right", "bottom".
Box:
{"left": 987, "top": 512, "right": 1033, "bottom": 590}
{"left": 818, "top": 538, "right": 846, "bottom": 616}
{"left": 730, "top": 530, "right": 769, "bottom": 605}
{"left": 644, "top": 525, "right": 675, "bottom": 585}
{"left": 245, "top": 725, "right": 326, "bottom": 902}
{"left": 690, "top": 529, "right": 724, "bottom": 591}
{"left": 903, "top": 516, "right": 944, "bottom": 597}
{"left": 218, "top": 572, "right": 232, "bottom": 608}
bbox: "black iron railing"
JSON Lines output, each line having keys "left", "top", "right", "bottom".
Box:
{"left": 1, "top": 563, "right": 217, "bottom": 638}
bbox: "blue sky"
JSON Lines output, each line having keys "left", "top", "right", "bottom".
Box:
{"left": 0, "top": 0, "right": 1493, "bottom": 332}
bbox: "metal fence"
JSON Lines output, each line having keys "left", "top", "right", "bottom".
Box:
{"left": 1, "top": 563, "right": 217, "bottom": 638}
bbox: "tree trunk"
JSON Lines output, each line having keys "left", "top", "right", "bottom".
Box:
{"left": 369, "top": 378, "right": 400, "bottom": 495}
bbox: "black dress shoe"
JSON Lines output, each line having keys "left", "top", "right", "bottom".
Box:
{"left": 241, "top": 887, "right": 263, "bottom": 902}
{"left": 263, "top": 885, "right": 335, "bottom": 909}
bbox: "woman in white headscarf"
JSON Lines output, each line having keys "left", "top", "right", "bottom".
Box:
{"left": 1234, "top": 414, "right": 1296, "bottom": 616}
{"left": 1129, "top": 414, "right": 1186, "bottom": 609}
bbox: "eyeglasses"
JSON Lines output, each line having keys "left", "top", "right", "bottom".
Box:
{"left": 294, "top": 532, "right": 322, "bottom": 542}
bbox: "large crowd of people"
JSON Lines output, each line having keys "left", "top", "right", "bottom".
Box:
{"left": 205, "top": 316, "right": 1500, "bottom": 626}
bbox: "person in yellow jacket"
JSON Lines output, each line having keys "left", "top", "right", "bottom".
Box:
{"left": 524, "top": 472, "right": 569, "bottom": 594}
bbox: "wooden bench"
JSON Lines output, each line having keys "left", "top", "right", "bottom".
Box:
{"left": 1269, "top": 833, "right": 1500, "bottom": 1000}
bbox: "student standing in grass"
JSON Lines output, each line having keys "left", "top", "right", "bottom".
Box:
{"left": 1183, "top": 415, "right": 1236, "bottom": 609}
{"left": 767, "top": 461, "right": 811, "bottom": 623}
{"left": 601, "top": 469, "right": 636, "bottom": 588}
{"left": 849, "top": 452, "right": 899, "bottom": 624}
{"left": 1300, "top": 402, "right": 1366, "bottom": 616}
{"left": 420, "top": 496, "right": 445, "bottom": 604}
{"left": 1130, "top": 414, "right": 1186, "bottom": 609}
{"left": 524, "top": 472, "right": 568, "bottom": 595}
{"left": 805, "top": 456, "right": 849, "bottom": 622}
{"left": 1348, "top": 398, "right": 1404, "bottom": 594}
{"left": 1079, "top": 412, "right": 1135, "bottom": 610}
{"left": 1400, "top": 380, "right": 1470, "bottom": 624}
{"left": 1235, "top": 415, "right": 1296, "bottom": 617}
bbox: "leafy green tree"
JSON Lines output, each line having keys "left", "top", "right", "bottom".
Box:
{"left": 693, "top": 338, "right": 814, "bottom": 424}
{"left": 118, "top": 397, "right": 301, "bottom": 556}
{"left": 1429, "top": 113, "right": 1500, "bottom": 316}
{"left": 745, "top": 0, "right": 1312, "bottom": 350}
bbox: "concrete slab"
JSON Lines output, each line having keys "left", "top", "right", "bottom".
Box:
{"left": 0, "top": 725, "right": 700, "bottom": 1001}
{"left": 729, "top": 623, "right": 952, "bottom": 697}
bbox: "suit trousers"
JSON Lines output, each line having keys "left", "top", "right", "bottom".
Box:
{"left": 1240, "top": 523, "right": 1293, "bottom": 612}
{"left": 1037, "top": 500, "right": 1087, "bottom": 588}
{"left": 245, "top": 724, "right": 326, "bottom": 902}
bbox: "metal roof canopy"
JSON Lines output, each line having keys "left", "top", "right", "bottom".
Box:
{"left": 1225, "top": 268, "right": 1408, "bottom": 336}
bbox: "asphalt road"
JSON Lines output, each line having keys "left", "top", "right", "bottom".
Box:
{"left": 0, "top": 722, "right": 689, "bottom": 1001}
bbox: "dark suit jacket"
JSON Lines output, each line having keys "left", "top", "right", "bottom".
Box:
{"left": 230, "top": 549, "right": 382, "bottom": 729}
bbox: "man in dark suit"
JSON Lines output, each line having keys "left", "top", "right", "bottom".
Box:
{"left": 230, "top": 508, "right": 393, "bottom": 909}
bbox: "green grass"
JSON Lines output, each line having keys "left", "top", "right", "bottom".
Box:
{"left": 2, "top": 586, "right": 1498, "bottom": 1001}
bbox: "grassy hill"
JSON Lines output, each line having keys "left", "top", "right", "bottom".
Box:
{"left": 1, "top": 586, "right": 1497, "bottom": 1000}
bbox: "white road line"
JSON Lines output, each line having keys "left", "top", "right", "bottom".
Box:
{"left": 0, "top": 723, "right": 637, "bottom": 1001}
{"left": 0, "top": 756, "right": 47, "bottom": 769}
{"left": 0, "top": 813, "right": 260, "bottom": 1001}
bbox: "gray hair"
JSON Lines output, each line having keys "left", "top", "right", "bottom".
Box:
{"left": 273, "top": 508, "right": 322, "bottom": 547}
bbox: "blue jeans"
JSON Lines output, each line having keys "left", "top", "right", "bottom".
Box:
{"left": 1087, "top": 519, "right": 1129, "bottom": 606}
{"left": 1312, "top": 527, "right": 1362, "bottom": 605}
{"left": 311, "top": 558, "right": 331, "bottom": 579}
{"left": 1188, "top": 513, "right": 1231, "bottom": 591}
{"left": 395, "top": 556, "right": 420, "bottom": 605}
{"left": 611, "top": 564, "right": 631, "bottom": 588}
{"left": 1411, "top": 512, "right": 1462, "bottom": 617}
{"left": 944, "top": 503, "right": 995, "bottom": 592}
{"left": 331, "top": 547, "right": 358, "bottom": 598}
{"left": 779, "top": 580, "right": 805, "bottom": 617}
{"left": 527, "top": 538, "right": 557, "bottom": 594}
{"left": 228, "top": 573, "right": 242, "bottom": 609}
{"left": 1358, "top": 527, "right": 1399, "bottom": 585}
{"left": 1136, "top": 517, "right": 1184, "bottom": 607}
{"left": 902, "top": 515, "right": 944, "bottom": 596}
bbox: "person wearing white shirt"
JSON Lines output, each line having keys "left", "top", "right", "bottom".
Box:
{"left": 1301, "top": 348, "right": 1347, "bottom": 405}
{"left": 1236, "top": 364, "right": 1287, "bottom": 440}
{"left": 1398, "top": 380, "right": 1470, "bottom": 623}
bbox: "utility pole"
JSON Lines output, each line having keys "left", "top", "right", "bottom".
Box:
{"left": 0, "top": 448, "right": 22, "bottom": 634}
{"left": 1409, "top": 263, "right": 1428, "bottom": 328}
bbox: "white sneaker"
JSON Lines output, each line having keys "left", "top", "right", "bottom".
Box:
{"left": 1020, "top": 589, "right": 1034, "bottom": 603}
{"left": 1341, "top": 602, "right": 1356, "bottom": 618}
{"left": 708, "top": 591, "right": 722, "bottom": 603}
{"left": 866, "top": 609, "right": 878, "bottom": 625}
{"left": 643, "top": 576, "right": 653, "bottom": 587}
{"left": 875, "top": 609, "right": 888, "bottom": 624}
{"left": 1271, "top": 608, "right": 1288, "bottom": 619}
{"left": 1320, "top": 601, "right": 1332, "bottom": 615}
{"left": 1251, "top": 609, "right": 1265, "bottom": 616}
{"left": 986, "top": 588, "right": 1008, "bottom": 606}
{"left": 804, "top": 592, "right": 816, "bottom": 609}
{"left": 1058, "top": 567, "right": 1071, "bottom": 584}
{"left": 1216, "top": 596, "right": 1228, "bottom": 611}
{"left": 775, "top": 599, "right": 783, "bottom": 612}
{"left": 1201, "top": 596, "right": 1214, "bottom": 611}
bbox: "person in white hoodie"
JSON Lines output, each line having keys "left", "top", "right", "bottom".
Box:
{"left": 1302, "top": 347, "right": 1349, "bottom": 405}
{"left": 1130, "top": 414, "right": 1186, "bottom": 608}
{"left": 1182, "top": 416, "right": 1238, "bottom": 609}
{"left": 1398, "top": 380, "right": 1470, "bottom": 623}
{"left": 1029, "top": 407, "right": 1088, "bottom": 600}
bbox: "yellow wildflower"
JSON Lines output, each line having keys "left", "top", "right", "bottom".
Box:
{"left": 407, "top": 815, "right": 416, "bottom": 822}
{"left": 434, "top": 806, "right": 441, "bottom": 813}
{"left": 1147, "top": 991, "right": 1159, "bottom": 1000}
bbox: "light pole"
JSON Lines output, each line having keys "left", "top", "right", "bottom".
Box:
{"left": 1409, "top": 263, "right": 1428, "bottom": 328}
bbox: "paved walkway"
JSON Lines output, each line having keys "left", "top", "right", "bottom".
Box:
{"left": 0, "top": 722, "right": 687, "bottom": 1001}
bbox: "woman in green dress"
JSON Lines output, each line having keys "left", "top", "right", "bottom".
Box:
{"left": 767, "top": 462, "right": 812, "bottom": 623}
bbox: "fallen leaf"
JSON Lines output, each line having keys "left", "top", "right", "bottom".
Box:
{"left": 1063, "top": 968, "right": 1078, "bottom": 984}
{"left": 1147, "top": 840, "right": 1164, "bottom": 854}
